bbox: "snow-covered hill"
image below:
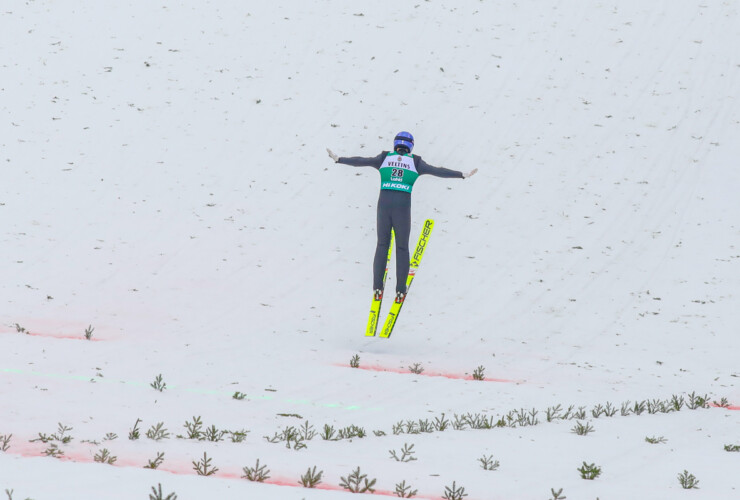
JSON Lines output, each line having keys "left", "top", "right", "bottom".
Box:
{"left": 1, "top": 1, "right": 738, "bottom": 499}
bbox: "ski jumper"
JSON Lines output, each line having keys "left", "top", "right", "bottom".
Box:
{"left": 337, "top": 151, "right": 464, "bottom": 293}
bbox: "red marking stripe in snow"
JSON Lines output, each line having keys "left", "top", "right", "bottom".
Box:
{"left": 5, "top": 446, "right": 436, "bottom": 499}
{"left": 27, "top": 331, "right": 105, "bottom": 341}
{"left": 0, "top": 319, "right": 111, "bottom": 341}
{"left": 0, "top": 326, "right": 106, "bottom": 341}
{"left": 710, "top": 403, "right": 740, "bottom": 411}
{"left": 336, "top": 363, "right": 518, "bottom": 383}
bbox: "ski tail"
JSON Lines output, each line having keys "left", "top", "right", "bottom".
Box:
{"left": 365, "top": 229, "right": 394, "bottom": 336}
{"left": 379, "top": 219, "right": 434, "bottom": 338}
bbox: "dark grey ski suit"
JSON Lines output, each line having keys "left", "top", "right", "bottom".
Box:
{"left": 338, "top": 151, "right": 464, "bottom": 293}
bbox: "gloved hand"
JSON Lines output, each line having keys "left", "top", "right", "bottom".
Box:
{"left": 326, "top": 148, "right": 339, "bottom": 163}
{"left": 463, "top": 168, "right": 478, "bottom": 179}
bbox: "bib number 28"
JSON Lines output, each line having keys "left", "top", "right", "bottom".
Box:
{"left": 391, "top": 168, "right": 404, "bottom": 177}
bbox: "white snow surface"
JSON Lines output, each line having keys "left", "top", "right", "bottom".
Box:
{"left": 1, "top": 1, "right": 739, "bottom": 499}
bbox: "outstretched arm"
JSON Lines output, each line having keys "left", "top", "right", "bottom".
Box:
{"left": 327, "top": 148, "right": 385, "bottom": 169}
{"left": 417, "top": 157, "right": 477, "bottom": 179}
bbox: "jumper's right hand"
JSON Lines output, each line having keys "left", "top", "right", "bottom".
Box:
{"left": 326, "top": 148, "right": 339, "bottom": 163}
{"left": 463, "top": 168, "right": 478, "bottom": 179}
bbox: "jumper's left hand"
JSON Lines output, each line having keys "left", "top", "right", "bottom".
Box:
{"left": 326, "top": 148, "right": 339, "bottom": 163}
{"left": 463, "top": 168, "right": 478, "bottom": 179}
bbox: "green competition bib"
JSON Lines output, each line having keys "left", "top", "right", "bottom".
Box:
{"left": 379, "top": 152, "right": 419, "bottom": 193}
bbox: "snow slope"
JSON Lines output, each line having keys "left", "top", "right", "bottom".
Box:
{"left": 1, "top": 1, "right": 739, "bottom": 499}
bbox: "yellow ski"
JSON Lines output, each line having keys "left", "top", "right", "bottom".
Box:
{"left": 379, "top": 219, "right": 434, "bottom": 338}
{"left": 365, "top": 230, "right": 394, "bottom": 336}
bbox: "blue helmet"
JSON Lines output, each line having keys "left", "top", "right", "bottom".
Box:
{"left": 394, "top": 131, "right": 414, "bottom": 153}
